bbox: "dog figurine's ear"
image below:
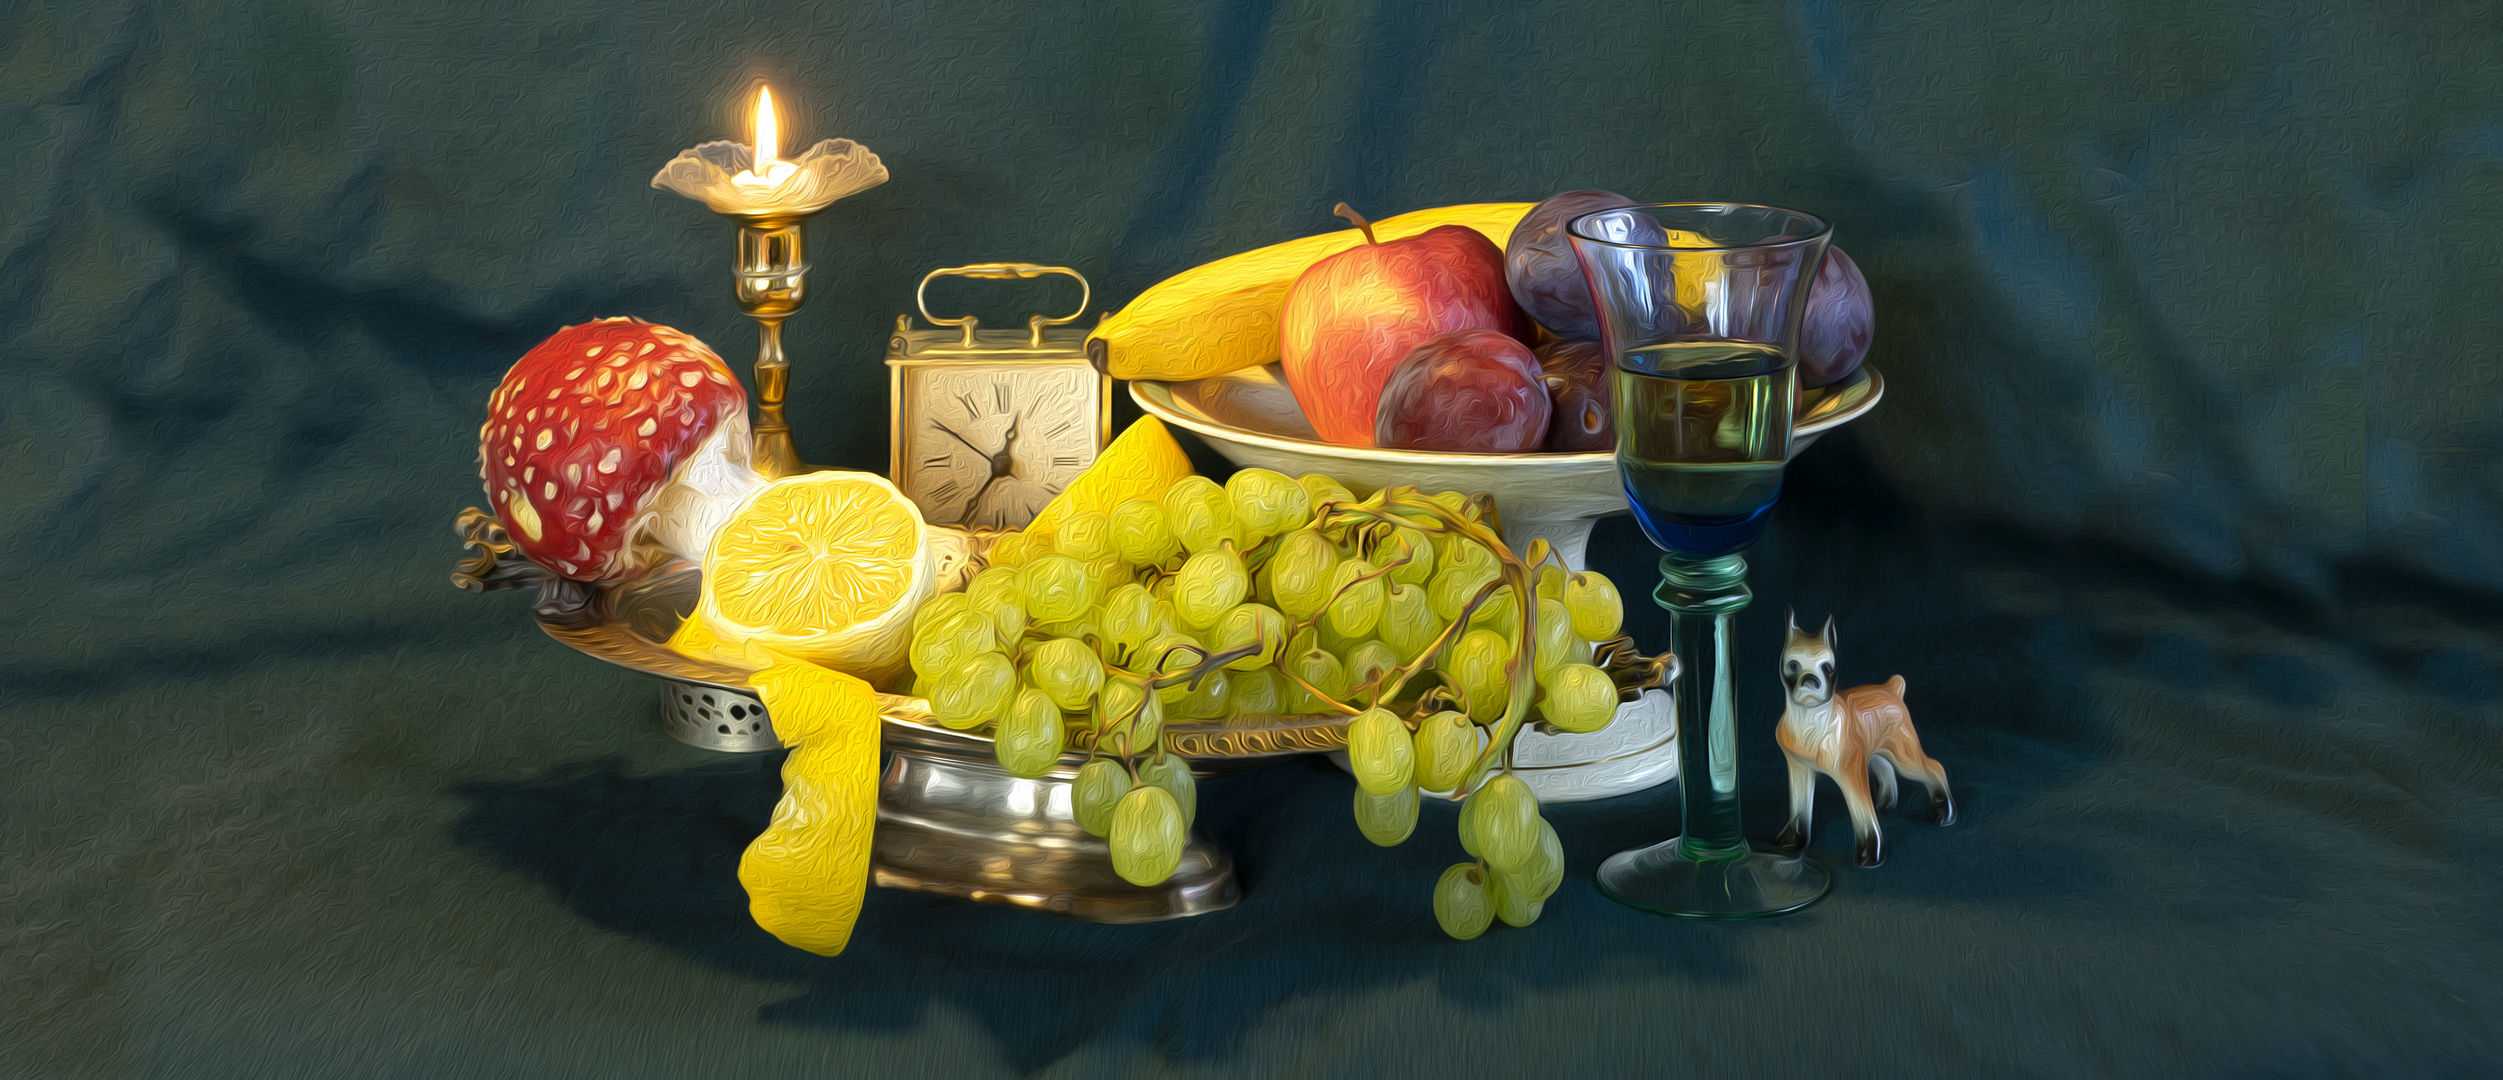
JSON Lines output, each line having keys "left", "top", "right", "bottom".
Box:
{"left": 1820, "top": 614, "right": 1836, "bottom": 652}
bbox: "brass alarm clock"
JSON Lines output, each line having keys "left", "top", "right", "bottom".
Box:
{"left": 888, "top": 264, "right": 1111, "bottom": 530}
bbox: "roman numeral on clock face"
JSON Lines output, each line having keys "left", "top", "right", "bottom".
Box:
{"left": 1052, "top": 454, "right": 1080, "bottom": 468}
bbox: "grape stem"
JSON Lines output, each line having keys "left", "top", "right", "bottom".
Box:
{"left": 1319, "top": 487, "right": 1546, "bottom": 797}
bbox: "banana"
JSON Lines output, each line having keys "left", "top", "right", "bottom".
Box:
{"left": 1092, "top": 203, "right": 1534, "bottom": 383}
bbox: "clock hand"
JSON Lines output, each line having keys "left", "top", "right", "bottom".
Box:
{"left": 988, "top": 416, "right": 1023, "bottom": 477}
{"left": 957, "top": 472, "right": 1005, "bottom": 528}
{"left": 931, "top": 419, "right": 994, "bottom": 460}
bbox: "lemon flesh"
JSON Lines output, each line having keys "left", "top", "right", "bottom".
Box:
{"left": 696, "top": 470, "right": 934, "bottom": 678}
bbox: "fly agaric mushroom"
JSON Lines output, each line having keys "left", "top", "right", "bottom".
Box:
{"left": 478, "top": 317, "right": 763, "bottom": 582}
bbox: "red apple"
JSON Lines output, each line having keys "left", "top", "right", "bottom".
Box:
{"left": 1279, "top": 204, "right": 1529, "bottom": 446}
{"left": 1374, "top": 329, "right": 1551, "bottom": 452}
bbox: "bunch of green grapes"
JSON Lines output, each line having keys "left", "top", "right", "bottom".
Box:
{"left": 903, "top": 468, "right": 1629, "bottom": 936}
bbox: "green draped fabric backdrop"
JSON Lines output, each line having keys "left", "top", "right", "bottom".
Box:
{"left": 5, "top": 1, "right": 2499, "bottom": 1075}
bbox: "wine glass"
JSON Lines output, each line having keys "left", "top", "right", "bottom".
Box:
{"left": 1569, "top": 203, "right": 1832, "bottom": 918}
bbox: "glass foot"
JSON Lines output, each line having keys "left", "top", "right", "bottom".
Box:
{"left": 1596, "top": 837, "right": 1829, "bottom": 919}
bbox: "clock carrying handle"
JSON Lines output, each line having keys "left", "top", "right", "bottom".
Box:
{"left": 915, "top": 264, "right": 1093, "bottom": 348}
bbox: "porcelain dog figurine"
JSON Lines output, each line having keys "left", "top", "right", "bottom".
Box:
{"left": 1773, "top": 612, "right": 1954, "bottom": 867}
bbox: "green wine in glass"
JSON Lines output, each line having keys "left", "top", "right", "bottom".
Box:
{"left": 1570, "top": 203, "right": 1832, "bottom": 918}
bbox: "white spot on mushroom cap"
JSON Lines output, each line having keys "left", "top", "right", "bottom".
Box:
{"left": 535, "top": 429, "right": 554, "bottom": 451}
{"left": 543, "top": 481, "right": 557, "bottom": 500}
{"left": 626, "top": 370, "right": 648, "bottom": 391}
{"left": 679, "top": 370, "right": 702, "bottom": 387}
{"left": 637, "top": 418, "right": 657, "bottom": 437}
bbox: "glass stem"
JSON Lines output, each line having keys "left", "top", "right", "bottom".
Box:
{"left": 1657, "top": 551, "right": 1751, "bottom": 862}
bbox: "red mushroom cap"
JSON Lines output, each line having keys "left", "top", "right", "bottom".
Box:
{"left": 479, "top": 317, "right": 746, "bottom": 582}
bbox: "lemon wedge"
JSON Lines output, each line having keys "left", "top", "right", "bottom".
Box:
{"left": 1022, "top": 416, "right": 1195, "bottom": 545}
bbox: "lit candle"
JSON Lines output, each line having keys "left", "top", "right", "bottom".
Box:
{"left": 733, "top": 86, "right": 799, "bottom": 190}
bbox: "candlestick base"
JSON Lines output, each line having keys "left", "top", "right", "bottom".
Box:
{"left": 1595, "top": 837, "right": 1828, "bottom": 919}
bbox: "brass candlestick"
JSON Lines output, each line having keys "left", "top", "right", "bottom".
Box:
{"left": 728, "top": 210, "right": 809, "bottom": 477}
{"left": 652, "top": 88, "right": 888, "bottom": 478}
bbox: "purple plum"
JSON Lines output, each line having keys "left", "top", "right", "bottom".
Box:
{"left": 1505, "top": 190, "right": 1639, "bottom": 340}
{"left": 1798, "top": 246, "right": 1874, "bottom": 388}
{"left": 1374, "top": 330, "right": 1551, "bottom": 452}
{"left": 1534, "top": 340, "right": 1612, "bottom": 452}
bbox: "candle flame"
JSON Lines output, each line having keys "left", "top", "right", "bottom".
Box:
{"left": 753, "top": 86, "right": 780, "bottom": 168}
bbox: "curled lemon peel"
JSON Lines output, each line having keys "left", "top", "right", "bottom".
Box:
{"left": 737, "top": 650, "right": 883, "bottom": 955}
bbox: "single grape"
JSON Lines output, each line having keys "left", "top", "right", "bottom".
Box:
{"left": 1486, "top": 866, "right": 1544, "bottom": 928}
{"left": 1563, "top": 571, "right": 1624, "bottom": 641}
{"left": 1317, "top": 620, "right": 1366, "bottom": 661}
{"left": 966, "top": 566, "right": 1028, "bottom": 646}
{"left": 1229, "top": 667, "right": 1286, "bottom": 715}
{"left": 995, "top": 687, "right": 1065, "bottom": 778}
{"left": 1225, "top": 467, "right": 1310, "bottom": 545}
{"left": 1101, "top": 582, "right": 1158, "bottom": 662}
{"left": 1211, "top": 602, "right": 1288, "bottom": 671}
{"left": 1343, "top": 640, "right": 1400, "bottom": 703}
{"left": 1173, "top": 547, "right": 1249, "bottom": 630}
{"left": 1266, "top": 529, "right": 1340, "bottom": 621}
{"left": 1298, "top": 473, "right": 1355, "bottom": 512}
{"left": 1380, "top": 526, "right": 1436, "bottom": 586}
{"left": 1322, "top": 558, "right": 1385, "bottom": 638}
{"left": 1136, "top": 753, "right": 1198, "bottom": 828}
{"left": 930, "top": 650, "right": 1016, "bottom": 730}
{"left": 1020, "top": 554, "right": 1099, "bottom": 624}
{"left": 1464, "top": 773, "right": 1540, "bottom": 873}
{"left": 1457, "top": 795, "right": 1483, "bottom": 857}
{"left": 1071, "top": 758, "right": 1131, "bottom": 836}
{"left": 1346, "top": 707, "right": 1415, "bottom": 796}
{"left": 1379, "top": 582, "right": 1440, "bottom": 664}
{"left": 1112, "top": 497, "right": 1182, "bottom": 568}
{"left": 1433, "top": 863, "right": 1495, "bottom": 940}
{"left": 1028, "top": 636, "right": 1105, "bottom": 711}
{"left": 1443, "top": 627, "right": 1515, "bottom": 723}
{"left": 1411, "top": 709, "right": 1478, "bottom": 792}
{"left": 1467, "top": 581, "right": 1522, "bottom": 640}
{"left": 1531, "top": 597, "right": 1587, "bottom": 678}
{"left": 1284, "top": 644, "right": 1347, "bottom": 714}
{"left": 1162, "top": 475, "right": 1237, "bottom": 555}
{"left": 1170, "top": 666, "right": 1232, "bottom": 719}
{"left": 1539, "top": 663, "right": 1619, "bottom": 734}
{"left": 1429, "top": 550, "right": 1501, "bottom": 624}
{"left": 1054, "top": 511, "right": 1115, "bottom": 563}
{"left": 912, "top": 592, "right": 975, "bottom": 638}
{"left": 1108, "top": 785, "right": 1187, "bottom": 886}
{"left": 1095, "top": 676, "right": 1165, "bottom": 756}
{"left": 1534, "top": 563, "right": 1568, "bottom": 603}
{"left": 912, "top": 610, "right": 998, "bottom": 680}
{"left": 1522, "top": 819, "right": 1565, "bottom": 901}
{"left": 1353, "top": 782, "right": 1418, "bottom": 846}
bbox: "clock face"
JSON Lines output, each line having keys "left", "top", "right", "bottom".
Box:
{"left": 900, "top": 363, "right": 1101, "bottom": 530}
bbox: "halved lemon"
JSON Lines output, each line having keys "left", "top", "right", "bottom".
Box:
{"left": 694, "top": 470, "right": 935, "bottom": 679}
